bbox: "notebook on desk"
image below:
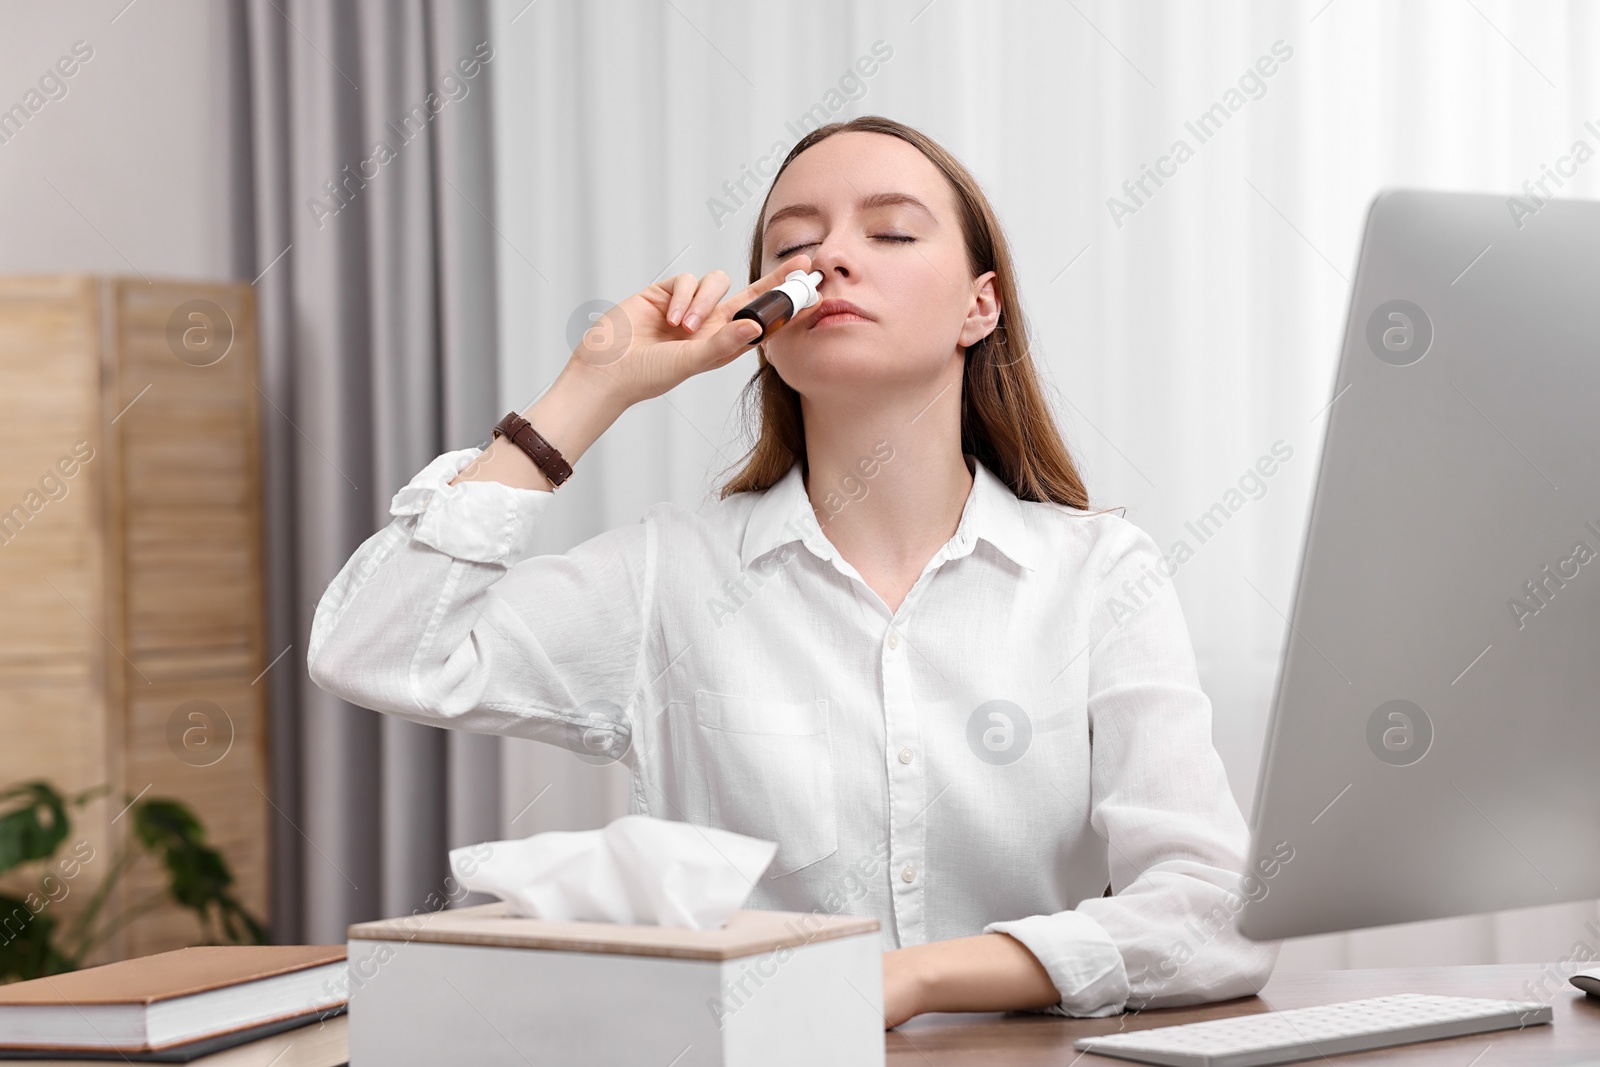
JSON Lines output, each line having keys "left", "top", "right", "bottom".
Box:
{"left": 0, "top": 1015, "right": 346, "bottom": 1067}
{"left": 0, "top": 946, "right": 345, "bottom": 1060}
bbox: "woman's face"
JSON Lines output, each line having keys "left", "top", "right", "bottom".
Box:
{"left": 757, "top": 131, "right": 998, "bottom": 398}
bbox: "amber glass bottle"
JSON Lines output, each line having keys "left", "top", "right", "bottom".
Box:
{"left": 732, "top": 270, "right": 823, "bottom": 342}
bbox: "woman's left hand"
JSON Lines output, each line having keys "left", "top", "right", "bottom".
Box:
{"left": 882, "top": 947, "right": 929, "bottom": 1029}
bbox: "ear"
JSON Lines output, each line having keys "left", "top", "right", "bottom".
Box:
{"left": 958, "top": 270, "right": 1000, "bottom": 348}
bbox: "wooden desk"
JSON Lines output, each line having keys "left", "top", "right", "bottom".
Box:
{"left": 888, "top": 964, "right": 1600, "bottom": 1065}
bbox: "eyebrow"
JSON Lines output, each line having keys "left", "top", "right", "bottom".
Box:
{"left": 763, "top": 191, "right": 936, "bottom": 236}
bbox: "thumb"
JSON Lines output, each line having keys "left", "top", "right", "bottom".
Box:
{"left": 703, "top": 318, "right": 764, "bottom": 367}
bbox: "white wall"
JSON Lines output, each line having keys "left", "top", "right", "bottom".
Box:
{"left": 0, "top": 0, "right": 247, "bottom": 281}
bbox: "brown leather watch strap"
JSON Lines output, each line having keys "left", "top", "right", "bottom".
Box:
{"left": 491, "top": 411, "right": 574, "bottom": 488}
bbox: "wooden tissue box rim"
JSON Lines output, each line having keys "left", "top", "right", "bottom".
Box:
{"left": 345, "top": 902, "right": 878, "bottom": 962}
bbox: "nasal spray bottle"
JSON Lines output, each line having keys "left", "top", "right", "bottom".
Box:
{"left": 732, "top": 269, "right": 824, "bottom": 343}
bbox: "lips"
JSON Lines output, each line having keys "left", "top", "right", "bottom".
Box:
{"left": 808, "top": 298, "right": 873, "bottom": 329}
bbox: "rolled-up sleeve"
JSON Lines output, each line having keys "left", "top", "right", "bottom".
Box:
{"left": 984, "top": 522, "right": 1281, "bottom": 1017}
{"left": 307, "top": 447, "right": 656, "bottom": 761}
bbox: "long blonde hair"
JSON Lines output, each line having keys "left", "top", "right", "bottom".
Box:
{"left": 717, "top": 115, "right": 1093, "bottom": 510}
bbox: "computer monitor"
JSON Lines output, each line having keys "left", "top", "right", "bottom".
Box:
{"left": 1238, "top": 188, "right": 1600, "bottom": 942}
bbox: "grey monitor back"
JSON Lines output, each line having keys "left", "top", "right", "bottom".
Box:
{"left": 1238, "top": 188, "right": 1600, "bottom": 942}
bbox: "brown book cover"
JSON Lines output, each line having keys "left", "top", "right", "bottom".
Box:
{"left": 0, "top": 947, "right": 345, "bottom": 1007}
{"left": 0, "top": 947, "right": 346, "bottom": 1055}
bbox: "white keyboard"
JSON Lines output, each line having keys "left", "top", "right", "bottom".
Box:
{"left": 1072, "top": 993, "right": 1552, "bottom": 1067}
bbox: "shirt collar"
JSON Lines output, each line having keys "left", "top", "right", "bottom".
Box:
{"left": 738, "top": 453, "right": 1038, "bottom": 572}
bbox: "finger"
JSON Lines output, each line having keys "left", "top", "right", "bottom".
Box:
{"left": 681, "top": 270, "right": 732, "bottom": 332}
{"left": 698, "top": 317, "right": 764, "bottom": 370}
{"left": 664, "top": 273, "right": 698, "bottom": 326}
{"left": 720, "top": 253, "right": 813, "bottom": 316}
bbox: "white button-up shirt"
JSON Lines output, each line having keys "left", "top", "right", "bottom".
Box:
{"left": 309, "top": 446, "right": 1280, "bottom": 1017}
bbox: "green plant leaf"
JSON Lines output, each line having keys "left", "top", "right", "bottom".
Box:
{"left": 131, "top": 797, "right": 269, "bottom": 946}
{"left": 0, "top": 892, "right": 71, "bottom": 984}
{"left": 0, "top": 782, "right": 70, "bottom": 877}
{"left": 0, "top": 782, "right": 271, "bottom": 978}
{"left": 133, "top": 800, "right": 226, "bottom": 909}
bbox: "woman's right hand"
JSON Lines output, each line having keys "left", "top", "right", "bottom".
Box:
{"left": 454, "top": 254, "right": 815, "bottom": 491}
{"left": 570, "top": 252, "right": 815, "bottom": 407}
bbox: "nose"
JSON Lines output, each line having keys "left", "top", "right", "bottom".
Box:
{"left": 807, "top": 237, "right": 851, "bottom": 281}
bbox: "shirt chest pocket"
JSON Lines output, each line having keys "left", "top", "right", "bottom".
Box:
{"left": 681, "top": 690, "right": 838, "bottom": 879}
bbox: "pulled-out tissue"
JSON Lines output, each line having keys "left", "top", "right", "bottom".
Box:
{"left": 448, "top": 814, "right": 778, "bottom": 929}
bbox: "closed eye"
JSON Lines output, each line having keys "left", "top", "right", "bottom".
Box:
{"left": 773, "top": 235, "right": 917, "bottom": 259}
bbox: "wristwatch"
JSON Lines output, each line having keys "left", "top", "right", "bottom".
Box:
{"left": 491, "top": 411, "right": 573, "bottom": 488}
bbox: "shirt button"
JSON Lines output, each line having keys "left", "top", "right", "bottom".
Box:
{"left": 901, "top": 864, "right": 916, "bottom": 883}
{"left": 887, "top": 629, "right": 900, "bottom": 649}
{"left": 898, "top": 748, "right": 913, "bottom": 764}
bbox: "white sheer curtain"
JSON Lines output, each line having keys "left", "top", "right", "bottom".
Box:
{"left": 486, "top": 0, "right": 1600, "bottom": 973}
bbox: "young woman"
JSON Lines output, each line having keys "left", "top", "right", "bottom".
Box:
{"left": 309, "top": 115, "right": 1279, "bottom": 1028}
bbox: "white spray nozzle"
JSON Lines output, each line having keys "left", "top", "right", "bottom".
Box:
{"left": 776, "top": 269, "right": 824, "bottom": 314}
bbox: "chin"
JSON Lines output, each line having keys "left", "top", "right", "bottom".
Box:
{"left": 771, "top": 345, "right": 924, "bottom": 396}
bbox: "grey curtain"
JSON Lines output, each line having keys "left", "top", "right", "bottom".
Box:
{"left": 239, "top": 0, "right": 502, "bottom": 944}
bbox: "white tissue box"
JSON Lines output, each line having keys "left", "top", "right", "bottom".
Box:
{"left": 345, "top": 901, "right": 884, "bottom": 1066}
